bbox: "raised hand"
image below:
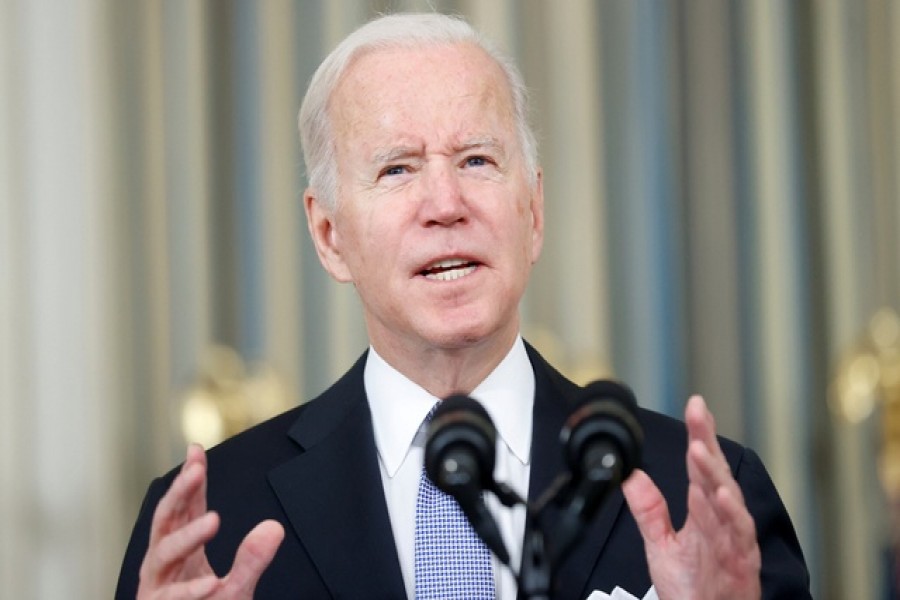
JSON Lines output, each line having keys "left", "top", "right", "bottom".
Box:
{"left": 622, "top": 395, "right": 761, "bottom": 600}
{"left": 137, "top": 444, "right": 285, "bottom": 599}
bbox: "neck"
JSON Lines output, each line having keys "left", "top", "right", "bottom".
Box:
{"left": 370, "top": 328, "right": 519, "bottom": 399}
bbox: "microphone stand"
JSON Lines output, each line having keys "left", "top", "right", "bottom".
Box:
{"left": 489, "top": 466, "right": 622, "bottom": 600}
{"left": 517, "top": 513, "right": 552, "bottom": 600}
{"left": 425, "top": 389, "right": 639, "bottom": 599}
{"left": 489, "top": 482, "right": 552, "bottom": 600}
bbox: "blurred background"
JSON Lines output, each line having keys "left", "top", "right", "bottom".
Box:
{"left": 1, "top": 0, "right": 898, "bottom": 597}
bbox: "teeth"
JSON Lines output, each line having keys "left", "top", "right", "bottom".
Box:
{"left": 425, "top": 264, "right": 477, "bottom": 281}
{"left": 422, "top": 259, "right": 477, "bottom": 281}
{"left": 428, "top": 258, "right": 468, "bottom": 270}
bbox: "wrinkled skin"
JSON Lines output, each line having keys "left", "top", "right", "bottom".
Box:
{"left": 622, "top": 396, "right": 762, "bottom": 600}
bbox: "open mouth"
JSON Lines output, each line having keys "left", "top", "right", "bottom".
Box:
{"left": 419, "top": 258, "right": 480, "bottom": 281}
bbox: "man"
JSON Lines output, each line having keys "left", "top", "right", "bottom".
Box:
{"left": 116, "top": 13, "right": 810, "bottom": 599}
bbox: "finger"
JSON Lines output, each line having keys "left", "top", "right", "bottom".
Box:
{"left": 686, "top": 480, "right": 721, "bottom": 537}
{"left": 686, "top": 438, "right": 731, "bottom": 489}
{"left": 712, "top": 486, "right": 761, "bottom": 588}
{"left": 687, "top": 438, "right": 745, "bottom": 504}
{"left": 221, "top": 520, "right": 285, "bottom": 596}
{"left": 715, "top": 485, "right": 758, "bottom": 554}
{"left": 684, "top": 396, "right": 742, "bottom": 499}
{"left": 147, "top": 512, "right": 220, "bottom": 581}
{"left": 622, "top": 469, "right": 674, "bottom": 545}
{"left": 140, "top": 574, "right": 219, "bottom": 600}
{"left": 688, "top": 479, "right": 758, "bottom": 577}
{"left": 149, "top": 461, "right": 207, "bottom": 546}
{"left": 155, "top": 446, "right": 209, "bottom": 539}
{"left": 684, "top": 395, "right": 719, "bottom": 453}
{"left": 183, "top": 444, "right": 209, "bottom": 521}
{"left": 187, "top": 575, "right": 219, "bottom": 598}
{"left": 685, "top": 394, "right": 733, "bottom": 473}
{"left": 685, "top": 423, "right": 758, "bottom": 555}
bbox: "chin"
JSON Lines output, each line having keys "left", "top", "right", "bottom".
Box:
{"left": 409, "top": 304, "right": 518, "bottom": 351}
{"left": 421, "top": 320, "right": 514, "bottom": 352}
{"left": 419, "top": 331, "right": 481, "bottom": 351}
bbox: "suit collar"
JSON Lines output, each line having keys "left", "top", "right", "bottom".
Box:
{"left": 268, "top": 352, "right": 407, "bottom": 599}
{"left": 267, "top": 344, "right": 627, "bottom": 599}
{"left": 525, "top": 342, "right": 627, "bottom": 599}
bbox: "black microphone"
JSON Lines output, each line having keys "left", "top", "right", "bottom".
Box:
{"left": 552, "top": 380, "right": 644, "bottom": 564}
{"left": 562, "top": 380, "right": 643, "bottom": 486}
{"left": 424, "top": 394, "right": 510, "bottom": 565}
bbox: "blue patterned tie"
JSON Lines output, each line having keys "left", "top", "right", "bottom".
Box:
{"left": 414, "top": 411, "right": 496, "bottom": 599}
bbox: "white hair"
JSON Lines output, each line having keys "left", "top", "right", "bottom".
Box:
{"left": 298, "top": 12, "right": 539, "bottom": 210}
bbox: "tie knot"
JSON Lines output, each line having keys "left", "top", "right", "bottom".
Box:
{"left": 424, "top": 401, "right": 440, "bottom": 425}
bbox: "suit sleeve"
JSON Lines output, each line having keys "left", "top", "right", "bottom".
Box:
{"left": 736, "top": 447, "right": 812, "bottom": 599}
{"left": 114, "top": 475, "right": 174, "bottom": 600}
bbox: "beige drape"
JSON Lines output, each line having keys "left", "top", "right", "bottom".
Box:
{"left": 1, "top": 1, "right": 897, "bottom": 597}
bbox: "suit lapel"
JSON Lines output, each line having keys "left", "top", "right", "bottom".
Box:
{"left": 264, "top": 344, "right": 627, "bottom": 598}
{"left": 525, "top": 344, "right": 627, "bottom": 598}
{"left": 267, "top": 354, "right": 407, "bottom": 599}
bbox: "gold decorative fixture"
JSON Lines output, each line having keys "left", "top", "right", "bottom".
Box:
{"left": 179, "top": 345, "right": 292, "bottom": 448}
{"left": 829, "top": 307, "right": 900, "bottom": 563}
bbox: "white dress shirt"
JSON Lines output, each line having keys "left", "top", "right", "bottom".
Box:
{"left": 365, "top": 336, "right": 534, "bottom": 600}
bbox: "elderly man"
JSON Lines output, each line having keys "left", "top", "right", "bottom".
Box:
{"left": 116, "top": 13, "right": 810, "bottom": 600}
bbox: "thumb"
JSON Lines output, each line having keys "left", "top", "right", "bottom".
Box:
{"left": 622, "top": 469, "right": 674, "bottom": 545}
{"left": 223, "top": 520, "right": 285, "bottom": 596}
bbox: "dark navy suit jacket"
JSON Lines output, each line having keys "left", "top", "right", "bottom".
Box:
{"left": 116, "top": 344, "right": 811, "bottom": 599}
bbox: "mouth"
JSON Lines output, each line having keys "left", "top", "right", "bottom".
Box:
{"left": 418, "top": 258, "right": 480, "bottom": 281}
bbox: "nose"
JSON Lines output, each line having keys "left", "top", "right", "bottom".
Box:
{"left": 419, "top": 162, "right": 468, "bottom": 227}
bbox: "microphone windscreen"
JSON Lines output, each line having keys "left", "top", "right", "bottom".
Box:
{"left": 425, "top": 395, "right": 497, "bottom": 491}
{"left": 561, "top": 380, "right": 644, "bottom": 479}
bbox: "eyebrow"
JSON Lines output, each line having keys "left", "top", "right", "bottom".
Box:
{"left": 458, "top": 137, "right": 504, "bottom": 154}
{"left": 371, "top": 145, "right": 421, "bottom": 165}
{"left": 369, "top": 137, "right": 506, "bottom": 165}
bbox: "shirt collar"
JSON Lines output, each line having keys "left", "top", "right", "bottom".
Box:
{"left": 365, "top": 336, "right": 535, "bottom": 477}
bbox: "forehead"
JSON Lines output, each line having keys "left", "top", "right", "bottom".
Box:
{"left": 328, "top": 42, "right": 517, "bottom": 152}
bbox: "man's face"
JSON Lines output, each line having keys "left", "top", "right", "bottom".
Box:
{"left": 307, "top": 42, "right": 543, "bottom": 356}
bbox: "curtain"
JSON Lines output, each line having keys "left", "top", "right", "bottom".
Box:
{"left": 1, "top": 0, "right": 897, "bottom": 597}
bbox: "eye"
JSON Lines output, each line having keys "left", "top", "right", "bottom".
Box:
{"left": 464, "top": 155, "right": 488, "bottom": 168}
{"left": 381, "top": 165, "right": 408, "bottom": 177}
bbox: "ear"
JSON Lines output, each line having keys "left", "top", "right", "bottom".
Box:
{"left": 529, "top": 169, "right": 545, "bottom": 264}
{"left": 304, "top": 189, "right": 352, "bottom": 282}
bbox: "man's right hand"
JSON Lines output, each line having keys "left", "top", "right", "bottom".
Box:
{"left": 137, "top": 444, "right": 285, "bottom": 599}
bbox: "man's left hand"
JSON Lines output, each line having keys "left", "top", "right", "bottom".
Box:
{"left": 621, "top": 395, "right": 761, "bottom": 600}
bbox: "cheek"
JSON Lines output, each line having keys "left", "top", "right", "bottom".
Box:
{"left": 516, "top": 209, "right": 537, "bottom": 252}
{"left": 342, "top": 216, "right": 401, "bottom": 278}
{"left": 527, "top": 210, "right": 542, "bottom": 259}
{"left": 331, "top": 214, "right": 369, "bottom": 274}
